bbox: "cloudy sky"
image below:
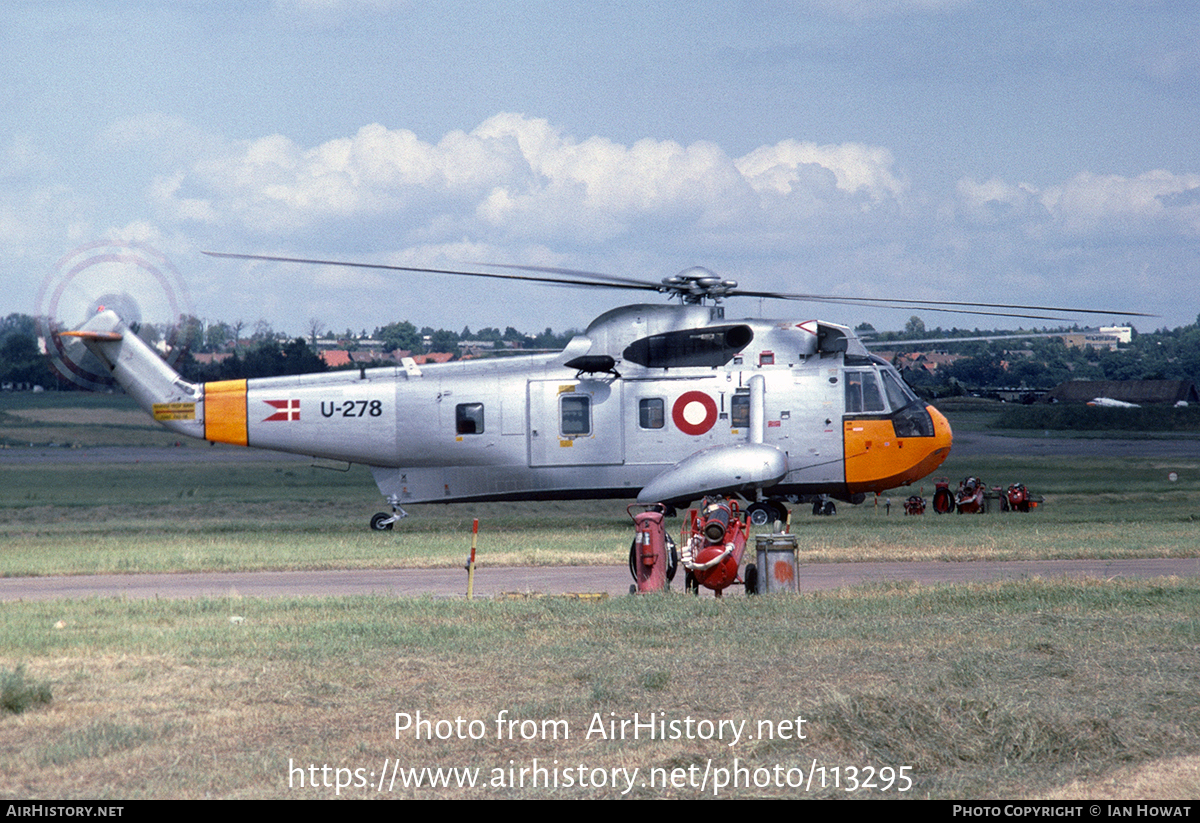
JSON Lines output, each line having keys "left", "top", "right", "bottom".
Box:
{"left": 4, "top": 0, "right": 1198, "bottom": 340}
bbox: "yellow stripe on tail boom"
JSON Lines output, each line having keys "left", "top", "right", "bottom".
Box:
{"left": 204, "top": 379, "right": 248, "bottom": 446}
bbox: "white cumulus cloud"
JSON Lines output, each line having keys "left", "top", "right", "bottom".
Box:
{"left": 162, "top": 113, "right": 909, "bottom": 247}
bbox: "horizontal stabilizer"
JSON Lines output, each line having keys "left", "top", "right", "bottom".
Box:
{"left": 637, "top": 442, "right": 788, "bottom": 505}
{"left": 64, "top": 310, "right": 204, "bottom": 440}
{"left": 59, "top": 330, "right": 123, "bottom": 342}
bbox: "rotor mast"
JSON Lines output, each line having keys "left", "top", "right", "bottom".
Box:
{"left": 658, "top": 267, "right": 739, "bottom": 305}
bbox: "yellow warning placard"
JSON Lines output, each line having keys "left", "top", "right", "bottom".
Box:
{"left": 152, "top": 402, "right": 196, "bottom": 421}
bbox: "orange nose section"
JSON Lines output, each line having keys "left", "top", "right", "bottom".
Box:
{"left": 844, "top": 405, "right": 953, "bottom": 495}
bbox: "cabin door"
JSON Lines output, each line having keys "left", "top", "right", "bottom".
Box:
{"left": 527, "top": 379, "right": 624, "bottom": 467}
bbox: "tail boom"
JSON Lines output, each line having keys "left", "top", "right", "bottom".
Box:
{"left": 63, "top": 310, "right": 205, "bottom": 441}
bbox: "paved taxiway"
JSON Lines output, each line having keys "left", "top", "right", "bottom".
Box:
{"left": 3, "top": 558, "right": 1198, "bottom": 602}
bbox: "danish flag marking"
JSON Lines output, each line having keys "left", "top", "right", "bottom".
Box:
{"left": 264, "top": 399, "right": 300, "bottom": 422}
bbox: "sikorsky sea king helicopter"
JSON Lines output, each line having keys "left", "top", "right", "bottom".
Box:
{"left": 59, "top": 253, "right": 1148, "bottom": 529}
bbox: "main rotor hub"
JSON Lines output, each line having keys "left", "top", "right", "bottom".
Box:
{"left": 659, "top": 266, "right": 739, "bottom": 304}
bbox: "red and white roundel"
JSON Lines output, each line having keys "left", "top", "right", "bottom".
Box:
{"left": 672, "top": 391, "right": 718, "bottom": 435}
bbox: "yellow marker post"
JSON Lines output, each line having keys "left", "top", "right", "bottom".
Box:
{"left": 466, "top": 519, "right": 478, "bottom": 600}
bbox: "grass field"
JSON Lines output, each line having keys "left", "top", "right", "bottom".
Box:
{"left": 2, "top": 391, "right": 1198, "bottom": 799}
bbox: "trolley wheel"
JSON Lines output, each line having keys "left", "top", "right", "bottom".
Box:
{"left": 744, "top": 563, "right": 758, "bottom": 596}
{"left": 665, "top": 534, "right": 679, "bottom": 582}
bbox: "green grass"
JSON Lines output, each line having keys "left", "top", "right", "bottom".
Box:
{"left": 0, "top": 391, "right": 186, "bottom": 447}
{"left": 1, "top": 580, "right": 1197, "bottom": 798}
{"left": 1, "top": 665, "right": 52, "bottom": 715}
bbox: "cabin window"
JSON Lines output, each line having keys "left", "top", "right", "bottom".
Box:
{"left": 844, "top": 371, "right": 886, "bottom": 414}
{"left": 455, "top": 403, "right": 485, "bottom": 434}
{"left": 731, "top": 393, "right": 750, "bottom": 428}
{"left": 639, "top": 398, "right": 665, "bottom": 429}
{"left": 560, "top": 395, "right": 591, "bottom": 436}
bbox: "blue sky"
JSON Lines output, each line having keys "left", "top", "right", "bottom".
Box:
{"left": 4, "top": 0, "right": 1198, "bottom": 339}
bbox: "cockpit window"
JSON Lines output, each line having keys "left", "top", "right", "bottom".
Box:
{"left": 880, "top": 369, "right": 918, "bottom": 409}
{"left": 845, "top": 371, "right": 886, "bottom": 414}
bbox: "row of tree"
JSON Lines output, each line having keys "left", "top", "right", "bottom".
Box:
{"left": 5, "top": 310, "right": 1200, "bottom": 392}
{"left": 372, "top": 321, "right": 573, "bottom": 355}
{"left": 886, "top": 318, "right": 1200, "bottom": 395}
{"left": 0, "top": 312, "right": 580, "bottom": 388}
{"left": 170, "top": 313, "right": 577, "bottom": 356}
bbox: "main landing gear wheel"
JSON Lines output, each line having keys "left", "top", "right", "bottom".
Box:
{"left": 370, "top": 512, "right": 394, "bottom": 531}
{"left": 747, "top": 501, "right": 788, "bottom": 527}
{"left": 746, "top": 502, "right": 773, "bottom": 527}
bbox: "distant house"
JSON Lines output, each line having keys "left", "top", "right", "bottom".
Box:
{"left": 411, "top": 352, "right": 455, "bottom": 365}
{"left": 320, "top": 350, "right": 355, "bottom": 369}
{"left": 1046, "top": 380, "right": 1200, "bottom": 405}
{"left": 879, "top": 350, "right": 963, "bottom": 373}
{"left": 191, "top": 352, "right": 233, "bottom": 366}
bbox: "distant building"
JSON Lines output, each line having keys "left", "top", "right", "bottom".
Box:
{"left": 1099, "top": 326, "right": 1133, "bottom": 344}
{"left": 191, "top": 352, "right": 232, "bottom": 366}
{"left": 319, "top": 350, "right": 355, "bottom": 369}
{"left": 411, "top": 352, "right": 455, "bottom": 365}
{"left": 1057, "top": 327, "right": 1130, "bottom": 350}
{"left": 879, "top": 351, "right": 963, "bottom": 373}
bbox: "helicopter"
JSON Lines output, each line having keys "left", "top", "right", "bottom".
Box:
{"left": 59, "top": 253, "right": 1148, "bottom": 529}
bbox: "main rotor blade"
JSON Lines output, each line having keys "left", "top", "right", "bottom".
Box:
{"left": 474, "top": 261, "right": 661, "bottom": 289}
{"left": 205, "top": 252, "right": 1155, "bottom": 322}
{"left": 485, "top": 260, "right": 1155, "bottom": 318}
{"left": 737, "top": 292, "right": 1071, "bottom": 321}
{"left": 202, "top": 252, "right": 661, "bottom": 292}
{"left": 734, "top": 287, "right": 1156, "bottom": 319}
